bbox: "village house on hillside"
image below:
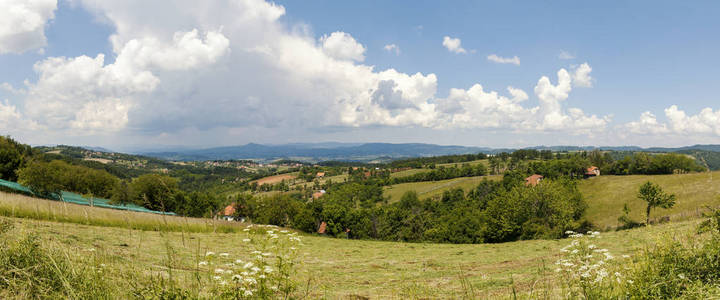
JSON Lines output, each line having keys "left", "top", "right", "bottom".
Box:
{"left": 220, "top": 203, "right": 236, "bottom": 221}
{"left": 312, "top": 190, "right": 326, "bottom": 199}
{"left": 316, "top": 172, "right": 325, "bottom": 178}
{"left": 585, "top": 166, "right": 601, "bottom": 178}
{"left": 525, "top": 174, "right": 543, "bottom": 186}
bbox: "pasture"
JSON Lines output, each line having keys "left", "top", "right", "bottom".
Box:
{"left": 0, "top": 194, "right": 700, "bottom": 298}
{"left": 383, "top": 175, "right": 501, "bottom": 203}
{"left": 579, "top": 171, "right": 720, "bottom": 229}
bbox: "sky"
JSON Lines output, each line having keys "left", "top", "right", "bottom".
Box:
{"left": 1, "top": 0, "right": 720, "bottom": 151}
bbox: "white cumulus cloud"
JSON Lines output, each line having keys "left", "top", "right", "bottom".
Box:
{"left": 23, "top": 28, "right": 229, "bottom": 132}
{"left": 558, "top": 50, "right": 575, "bottom": 60}
{"left": 0, "top": 0, "right": 57, "bottom": 54}
{"left": 5, "top": 0, "right": 618, "bottom": 145}
{"left": 320, "top": 31, "right": 366, "bottom": 62}
{"left": 383, "top": 44, "right": 400, "bottom": 55}
{"left": 442, "top": 36, "right": 466, "bottom": 54}
{"left": 487, "top": 54, "right": 520, "bottom": 65}
{"left": 572, "top": 63, "right": 593, "bottom": 87}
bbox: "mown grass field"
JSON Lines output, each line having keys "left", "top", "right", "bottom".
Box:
{"left": 436, "top": 159, "right": 489, "bottom": 168}
{"left": 0, "top": 191, "right": 246, "bottom": 233}
{"left": 579, "top": 171, "right": 720, "bottom": 229}
{"left": 389, "top": 168, "right": 430, "bottom": 178}
{"left": 383, "top": 175, "right": 501, "bottom": 203}
{"left": 0, "top": 189, "right": 701, "bottom": 298}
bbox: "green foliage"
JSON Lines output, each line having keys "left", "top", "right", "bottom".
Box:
{"left": 17, "top": 160, "right": 65, "bottom": 198}
{"left": 622, "top": 233, "right": 720, "bottom": 299}
{"left": 17, "top": 159, "right": 118, "bottom": 199}
{"left": 483, "top": 179, "right": 586, "bottom": 242}
{"left": 130, "top": 174, "right": 179, "bottom": 212}
{"left": 637, "top": 181, "right": 677, "bottom": 225}
{"left": 608, "top": 153, "right": 704, "bottom": 175}
{"left": 0, "top": 136, "right": 32, "bottom": 181}
{"left": 617, "top": 202, "right": 642, "bottom": 230}
{"left": 388, "top": 164, "right": 488, "bottom": 185}
{"left": 0, "top": 221, "right": 112, "bottom": 299}
{"left": 387, "top": 152, "right": 488, "bottom": 169}
{"left": 272, "top": 177, "right": 588, "bottom": 244}
{"left": 109, "top": 180, "right": 133, "bottom": 205}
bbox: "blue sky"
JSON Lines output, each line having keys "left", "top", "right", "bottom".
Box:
{"left": 1, "top": 0, "right": 719, "bottom": 150}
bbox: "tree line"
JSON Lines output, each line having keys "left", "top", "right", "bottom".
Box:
{"left": 229, "top": 175, "right": 589, "bottom": 244}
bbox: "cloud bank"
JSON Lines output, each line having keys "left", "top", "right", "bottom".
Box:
{"left": 0, "top": 0, "right": 57, "bottom": 54}
{"left": 0, "top": 0, "right": 717, "bottom": 147}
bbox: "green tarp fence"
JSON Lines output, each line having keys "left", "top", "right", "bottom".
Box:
{"left": 0, "top": 178, "right": 176, "bottom": 215}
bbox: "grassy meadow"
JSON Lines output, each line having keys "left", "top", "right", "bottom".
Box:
{"left": 579, "top": 171, "right": 720, "bottom": 229}
{"left": 0, "top": 192, "right": 247, "bottom": 233}
{"left": 436, "top": 159, "right": 489, "bottom": 168}
{"left": 383, "top": 175, "right": 501, "bottom": 203}
{"left": 0, "top": 193, "right": 703, "bottom": 298}
{"left": 3, "top": 171, "right": 720, "bottom": 298}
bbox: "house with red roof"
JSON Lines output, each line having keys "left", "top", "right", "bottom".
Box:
{"left": 585, "top": 166, "right": 600, "bottom": 178}
{"left": 525, "top": 174, "right": 544, "bottom": 187}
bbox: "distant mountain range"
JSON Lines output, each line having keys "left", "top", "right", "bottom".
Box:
{"left": 137, "top": 143, "right": 720, "bottom": 162}
{"left": 141, "top": 143, "right": 490, "bottom": 162}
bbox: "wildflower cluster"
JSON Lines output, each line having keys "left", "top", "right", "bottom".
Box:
{"left": 556, "top": 231, "right": 626, "bottom": 298}
{"left": 197, "top": 226, "right": 303, "bottom": 299}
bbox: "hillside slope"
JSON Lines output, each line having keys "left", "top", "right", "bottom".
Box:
{"left": 0, "top": 196, "right": 699, "bottom": 298}
{"left": 579, "top": 171, "right": 720, "bottom": 229}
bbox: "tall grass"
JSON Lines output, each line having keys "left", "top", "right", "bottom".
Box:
{"left": 0, "top": 191, "right": 246, "bottom": 233}
{"left": 0, "top": 218, "right": 115, "bottom": 299}
{"left": 0, "top": 217, "right": 305, "bottom": 299}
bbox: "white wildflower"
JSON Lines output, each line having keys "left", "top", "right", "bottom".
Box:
{"left": 198, "top": 261, "right": 208, "bottom": 266}
{"left": 232, "top": 274, "right": 242, "bottom": 281}
{"left": 219, "top": 253, "right": 229, "bottom": 257}
{"left": 242, "top": 239, "right": 251, "bottom": 242}
{"left": 205, "top": 251, "right": 215, "bottom": 256}
{"left": 213, "top": 276, "right": 221, "bottom": 280}
{"left": 215, "top": 268, "right": 225, "bottom": 274}
{"left": 243, "top": 262, "right": 254, "bottom": 269}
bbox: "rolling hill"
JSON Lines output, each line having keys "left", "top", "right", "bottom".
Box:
{"left": 142, "top": 142, "right": 490, "bottom": 162}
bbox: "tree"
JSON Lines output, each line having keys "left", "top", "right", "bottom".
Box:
{"left": 0, "top": 136, "right": 32, "bottom": 181}
{"left": 637, "top": 181, "right": 676, "bottom": 225}
{"left": 17, "top": 160, "right": 64, "bottom": 198}
{"left": 130, "top": 174, "right": 179, "bottom": 212}
{"left": 110, "top": 180, "right": 133, "bottom": 205}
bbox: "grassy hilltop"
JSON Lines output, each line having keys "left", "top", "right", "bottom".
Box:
{"left": 0, "top": 191, "right": 706, "bottom": 298}
{"left": 579, "top": 171, "right": 720, "bottom": 229}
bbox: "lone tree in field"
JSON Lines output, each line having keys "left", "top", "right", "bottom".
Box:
{"left": 637, "top": 181, "right": 676, "bottom": 225}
